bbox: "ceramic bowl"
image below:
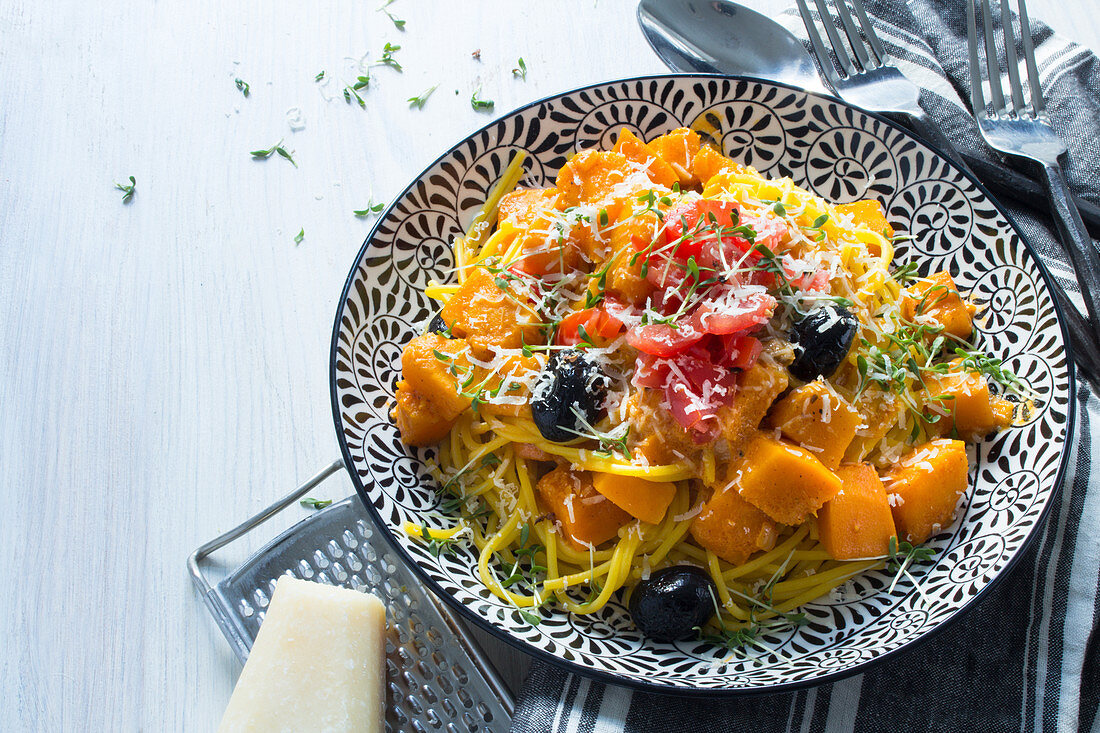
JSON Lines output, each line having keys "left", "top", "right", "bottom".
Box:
{"left": 330, "top": 75, "right": 1073, "bottom": 694}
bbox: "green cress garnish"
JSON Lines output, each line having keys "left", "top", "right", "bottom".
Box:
{"left": 114, "top": 176, "right": 136, "bottom": 204}
{"left": 378, "top": 0, "right": 406, "bottom": 29}
{"left": 250, "top": 141, "right": 297, "bottom": 168}
{"left": 293, "top": 229, "right": 304, "bottom": 245}
{"left": 512, "top": 57, "right": 527, "bottom": 80}
{"left": 300, "top": 497, "right": 332, "bottom": 509}
{"left": 353, "top": 199, "right": 385, "bottom": 217}
{"left": 234, "top": 78, "right": 250, "bottom": 97}
{"left": 375, "top": 42, "right": 402, "bottom": 71}
{"left": 407, "top": 85, "right": 438, "bottom": 109}
{"left": 471, "top": 87, "right": 494, "bottom": 110}
{"left": 343, "top": 84, "right": 366, "bottom": 109}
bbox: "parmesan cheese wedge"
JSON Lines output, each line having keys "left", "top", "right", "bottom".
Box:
{"left": 218, "top": 576, "right": 386, "bottom": 733}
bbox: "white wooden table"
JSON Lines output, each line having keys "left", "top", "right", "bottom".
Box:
{"left": 2, "top": 1, "right": 1097, "bottom": 728}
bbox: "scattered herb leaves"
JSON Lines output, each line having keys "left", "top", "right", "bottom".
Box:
{"left": 314, "top": 70, "right": 325, "bottom": 82}
{"left": 471, "top": 87, "right": 494, "bottom": 110}
{"left": 300, "top": 497, "right": 332, "bottom": 509}
{"left": 891, "top": 261, "right": 921, "bottom": 285}
{"left": 375, "top": 42, "right": 402, "bottom": 71}
{"left": 114, "top": 176, "right": 136, "bottom": 204}
{"left": 250, "top": 141, "right": 297, "bottom": 168}
{"left": 419, "top": 524, "right": 460, "bottom": 558}
{"left": 343, "top": 85, "right": 366, "bottom": 108}
{"left": 378, "top": 0, "right": 406, "bottom": 29}
{"left": 294, "top": 228, "right": 304, "bottom": 245}
{"left": 887, "top": 536, "right": 936, "bottom": 593}
{"left": 408, "top": 84, "right": 438, "bottom": 109}
{"left": 234, "top": 78, "right": 250, "bottom": 97}
{"left": 512, "top": 57, "right": 527, "bottom": 80}
{"left": 354, "top": 199, "right": 386, "bottom": 217}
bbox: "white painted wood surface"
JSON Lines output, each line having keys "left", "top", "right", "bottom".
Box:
{"left": 1, "top": 1, "right": 1096, "bottom": 729}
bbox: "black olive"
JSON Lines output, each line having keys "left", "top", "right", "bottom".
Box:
{"left": 788, "top": 304, "right": 859, "bottom": 381}
{"left": 427, "top": 312, "right": 449, "bottom": 335}
{"left": 629, "top": 566, "right": 717, "bottom": 642}
{"left": 530, "top": 349, "right": 608, "bottom": 442}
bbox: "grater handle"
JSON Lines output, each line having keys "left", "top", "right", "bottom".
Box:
{"left": 187, "top": 459, "right": 346, "bottom": 596}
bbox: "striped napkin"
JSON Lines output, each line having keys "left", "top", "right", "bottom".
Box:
{"left": 511, "top": 2, "right": 1100, "bottom": 731}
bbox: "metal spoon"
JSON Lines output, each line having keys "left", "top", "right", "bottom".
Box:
{"left": 636, "top": 0, "right": 1100, "bottom": 239}
{"left": 637, "top": 0, "right": 827, "bottom": 93}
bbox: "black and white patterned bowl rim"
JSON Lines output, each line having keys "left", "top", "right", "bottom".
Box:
{"left": 329, "top": 75, "right": 1074, "bottom": 695}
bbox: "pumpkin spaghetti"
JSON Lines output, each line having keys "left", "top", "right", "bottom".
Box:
{"left": 391, "top": 128, "right": 1020, "bottom": 643}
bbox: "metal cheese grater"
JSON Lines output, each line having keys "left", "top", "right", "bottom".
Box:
{"left": 188, "top": 461, "right": 515, "bottom": 732}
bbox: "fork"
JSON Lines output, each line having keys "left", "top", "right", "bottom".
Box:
{"left": 795, "top": 0, "right": 972, "bottom": 171}
{"left": 796, "top": 0, "right": 1100, "bottom": 381}
{"left": 968, "top": 0, "right": 1100, "bottom": 352}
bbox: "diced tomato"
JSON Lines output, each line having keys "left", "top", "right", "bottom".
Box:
{"left": 664, "top": 382, "right": 718, "bottom": 433}
{"left": 689, "top": 288, "right": 775, "bottom": 336}
{"left": 790, "top": 268, "right": 829, "bottom": 291}
{"left": 556, "top": 307, "right": 624, "bottom": 346}
{"left": 720, "top": 334, "right": 763, "bottom": 370}
{"left": 601, "top": 296, "right": 636, "bottom": 323}
{"left": 625, "top": 321, "right": 705, "bottom": 357}
{"left": 665, "top": 200, "right": 739, "bottom": 250}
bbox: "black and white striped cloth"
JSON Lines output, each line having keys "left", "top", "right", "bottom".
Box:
{"left": 511, "top": 2, "right": 1100, "bottom": 730}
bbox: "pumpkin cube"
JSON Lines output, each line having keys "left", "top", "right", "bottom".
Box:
{"left": 645, "top": 128, "right": 702, "bottom": 187}
{"left": 612, "top": 129, "right": 680, "bottom": 188}
{"left": 440, "top": 268, "right": 541, "bottom": 358}
{"left": 765, "top": 379, "right": 860, "bottom": 469}
{"left": 924, "top": 361, "right": 1014, "bottom": 441}
{"left": 555, "top": 150, "right": 652, "bottom": 208}
{"left": 691, "top": 145, "right": 740, "bottom": 187}
{"left": 732, "top": 432, "right": 843, "bottom": 525}
{"left": 901, "top": 270, "right": 975, "bottom": 340}
{"left": 882, "top": 439, "right": 969, "bottom": 544}
{"left": 497, "top": 187, "right": 559, "bottom": 229}
{"left": 591, "top": 473, "right": 677, "bottom": 525}
{"left": 716, "top": 358, "right": 789, "bottom": 455}
{"left": 843, "top": 389, "right": 904, "bottom": 464}
{"left": 690, "top": 483, "right": 777, "bottom": 566}
{"left": 835, "top": 199, "right": 894, "bottom": 238}
{"left": 536, "top": 467, "right": 632, "bottom": 551}
{"left": 478, "top": 354, "right": 540, "bottom": 420}
{"left": 817, "top": 464, "right": 897, "bottom": 560}
{"left": 393, "top": 384, "right": 457, "bottom": 446}
{"left": 399, "top": 333, "right": 471, "bottom": 420}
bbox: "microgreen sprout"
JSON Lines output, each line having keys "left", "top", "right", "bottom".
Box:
{"left": 114, "top": 176, "right": 136, "bottom": 204}
{"left": 512, "top": 57, "right": 527, "bottom": 80}
{"left": 419, "top": 524, "right": 460, "bottom": 558}
{"left": 354, "top": 199, "right": 385, "bottom": 217}
{"left": 407, "top": 84, "right": 438, "bottom": 109}
{"left": 250, "top": 141, "right": 297, "bottom": 168}
{"left": 300, "top": 497, "right": 332, "bottom": 509}
{"left": 234, "top": 78, "right": 250, "bottom": 97}
{"left": 887, "top": 536, "right": 936, "bottom": 594}
{"left": 374, "top": 42, "right": 402, "bottom": 71}
{"left": 471, "top": 87, "right": 494, "bottom": 110}
{"left": 343, "top": 85, "right": 366, "bottom": 108}
{"left": 378, "top": 0, "right": 405, "bottom": 29}
{"left": 696, "top": 554, "right": 809, "bottom": 654}
{"left": 891, "top": 261, "right": 921, "bottom": 285}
